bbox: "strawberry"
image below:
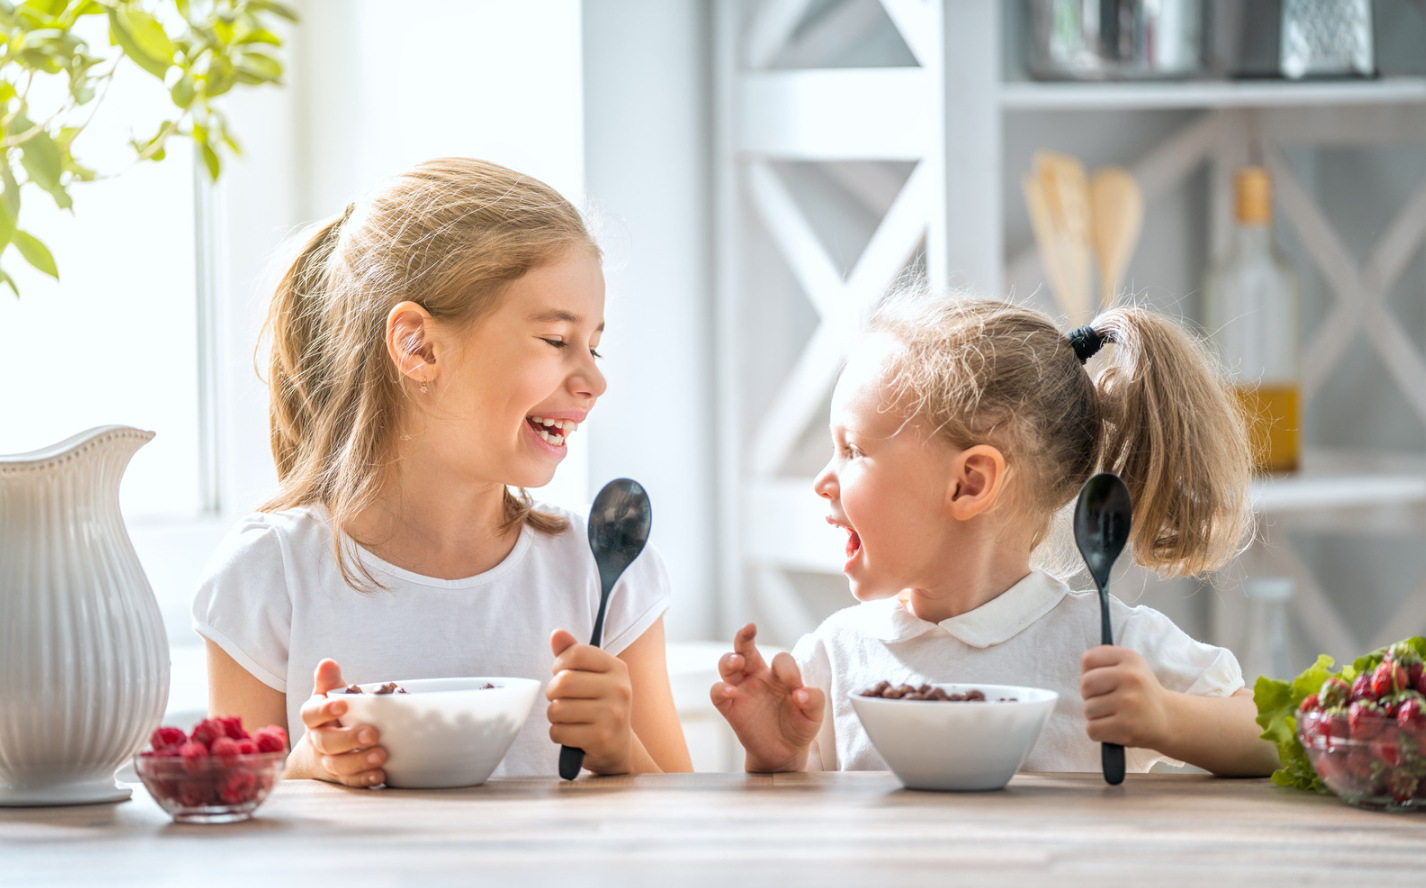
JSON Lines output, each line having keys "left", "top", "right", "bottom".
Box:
{"left": 1320, "top": 677, "right": 1351, "bottom": 709}
{"left": 1371, "top": 729, "right": 1404, "bottom": 768}
{"left": 1350, "top": 673, "right": 1373, "bottom": 702}
{"left": 1387, "top": 770, "right": 1419, "bottom": 805}
{"left": 1298, "top": 693, "right": 1321, "bottom": 713}
{"left": 1348, "top": 700, "right": 1385, "bottom": 739}
{"left": 1345, "top": 748, "right": 1375, "bottom": 780}
{"left": 1372, "top": 661, "right": 1409, "bottom": 699}
{"left": 1386, "top": 641, "right": 1422, "bottom": 668}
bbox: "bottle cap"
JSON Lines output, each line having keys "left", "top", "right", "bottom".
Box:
{"left": 1235, "top": 167, "right": 1272, "bottom": 225}
{"left": 1245, "top": 577, "right": 1293, "bottom": 602}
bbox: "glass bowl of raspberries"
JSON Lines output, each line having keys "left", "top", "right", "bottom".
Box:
{"left": 133, "top": 716, "right": 288, "bottom": 824}
{"left": 1296, "top": 642, "right": 1426, "bottom": 812}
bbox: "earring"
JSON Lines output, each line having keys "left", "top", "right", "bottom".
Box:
{"left": 420, "top": 382, "right": 428, "bottom": 393}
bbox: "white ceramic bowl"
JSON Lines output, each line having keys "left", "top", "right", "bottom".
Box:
{"left": 328, "top": 677, "right": 540, "bottom": 789}
{"left": 850, "top": 683, "right": 1057, "bottom": 791}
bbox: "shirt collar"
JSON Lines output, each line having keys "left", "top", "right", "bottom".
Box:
{"left": 872, "top": 570, "right": 1070, "bottom": 648}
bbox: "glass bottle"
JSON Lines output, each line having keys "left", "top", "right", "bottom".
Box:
{"left": 1240, "top": 577, "right": 1296, "bottom": 684}
{"left": 1204, "top": 166, "right": 1301, "bottom": 474}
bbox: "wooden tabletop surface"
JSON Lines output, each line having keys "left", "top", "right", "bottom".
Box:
{"left": 3, "top": 771, "right": 1424, "bottom": 887}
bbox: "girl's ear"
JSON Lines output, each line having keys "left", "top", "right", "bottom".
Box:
{"left": 386, "top": 301, "right": 439, "bottom": 384}
{"left": 946, "top": 444, "right": 1007, "bottom": 520}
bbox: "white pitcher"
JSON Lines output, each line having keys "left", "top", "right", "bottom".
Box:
{"left": 0, "top": 426, "right": 169, "bottom": 805}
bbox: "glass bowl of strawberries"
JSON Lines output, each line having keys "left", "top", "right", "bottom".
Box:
{"left": 133, "top": 716, "right": 288, "bottom": 824}
{"left": 1296, "top": 642, "right": 1426, "bottom": 812}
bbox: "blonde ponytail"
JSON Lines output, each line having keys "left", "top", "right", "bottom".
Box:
{"left": 1091, "top": 307, "right": 1254, "bottom": 575}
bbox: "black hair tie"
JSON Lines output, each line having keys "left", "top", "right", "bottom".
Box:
{"left": 1067, "top": 325, "right": 1105, "bottom": 365}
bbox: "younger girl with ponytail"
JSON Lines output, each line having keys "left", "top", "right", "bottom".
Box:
{"left": 713, "top": 289, "right": 1280, "bottom": 776}
{"left": 193, "top": 158, "right": 691, "bottom": 784}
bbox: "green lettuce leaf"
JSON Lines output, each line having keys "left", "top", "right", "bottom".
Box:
{"left": 1252, "top": 637, "right": 1426, "bottom": 793}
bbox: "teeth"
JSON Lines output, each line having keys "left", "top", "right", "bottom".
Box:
{"left": 542, "top": 418, "right": 555, "bottom": 426}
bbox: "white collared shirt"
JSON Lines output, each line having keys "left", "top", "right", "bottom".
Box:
{"left": 792, "top": 570, "right": 1243, "bottom": 773}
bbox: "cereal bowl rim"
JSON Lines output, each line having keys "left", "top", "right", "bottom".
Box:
{"left": 325, "top": 676, "right": 541, "bottom": 699}
{"left": 848, "top": 682, "right": 1058, "bottom": 708}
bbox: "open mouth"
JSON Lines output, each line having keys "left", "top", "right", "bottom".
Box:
{"left": 845, "top": 528, "right": 861, "bottom": 559}
{"left": 527, "top": 415, "right": 578, "bottom": 447}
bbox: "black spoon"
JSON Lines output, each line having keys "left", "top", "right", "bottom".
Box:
{"left": 558, "top": 478, "right": 653, "bottom": 781}
{"left": 1072, "top": 472, "right": 1132, "bottom": 787}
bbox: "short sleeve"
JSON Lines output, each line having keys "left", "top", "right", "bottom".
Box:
{"left": 1119, "top": 605, "right": 1245, "bottom": 699}
{"left": 191, "top": 515, "right": 295, "bottom": 692}
{"left": 792, "top": 631, "right": 836, "bottom": 771}
{"left": 597, "top": 543, "right": 672, "bottom": 656}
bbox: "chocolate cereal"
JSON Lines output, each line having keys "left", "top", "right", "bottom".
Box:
{"left": 859, "top": 681, "right": 1017, "bottom": 702}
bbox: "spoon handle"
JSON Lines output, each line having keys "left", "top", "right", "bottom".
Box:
{"left": 1097, "top": 586, "right": 1125, "bottom": 785}
{"left": 1103, "top": 743, "right": 1125, "bottom": 785}
{"left": 559, "top": 745, "right": 584, "bottom": 780}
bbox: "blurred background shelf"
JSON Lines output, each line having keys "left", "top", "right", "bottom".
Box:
{"left": 1000, "top": 76, "right": 1426, "bottom": 111}
{"left": 1252, "top": 451, "right": 1426, "bottom": 514}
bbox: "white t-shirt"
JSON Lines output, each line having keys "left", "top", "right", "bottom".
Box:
{"left": 191, "top": 504, "right": 670, "bottom": 777}
{"left": 793, "top": 570, "right": 1243, "bottom": 773}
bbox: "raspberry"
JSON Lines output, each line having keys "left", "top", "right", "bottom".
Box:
{"left": 1320, "top": 677, "right": 1351, "bottom": 709}
{"left": 217, "top": 769, "right": 258, "bottom": 805}
{"left": 236, "top": 739, "right": 258, "bottom": 756}
{"left": 1348, "top": 700, "right": 1385, "bottom": 739}
{"left": 1371, "top": 730, "right": 1404, "bottom": 768}
{"left": 1372, "top": 661, "right": 1409, "bottom": 699}
{"left": 209, "top": 737, "right": 242, "bottom": 764}
{"left": 150, "top": 726, "right": 188, "bottom": 750}
{"left": 219, "top": 715, "right": 249, "bottom": 741}
{"left": 177, "top": 776, "right": 214, "bottom": 808}
{"left": 150, "top": 743, "right": 184, "bottom": 758}
{"left": 190, "top": 718, "right": 227, "bottom": 749}
{"left": 179, "top": 740, "right": 209, "bottom": 773}
{"left": 1298, "top": 693, "right": 1321, "bottom": 713}
{"left": 254, "top": 726, "right": 288, "bottom": 753}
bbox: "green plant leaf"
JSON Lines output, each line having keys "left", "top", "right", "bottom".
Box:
{"left": 11, "top": 114, "right": 63, "bottom": 193}
{"left": 169, "top": 73, "right": 195, "bottom": 108}
{"left": 0, "top": 267, "right": 18, "bottom": 297}
{"left": 117, "top": 8, "right": 174, "bottom": 64}
{"left": 2, "top": 160, "right": 21, "bottom": 219}
{"left": 234, "top": 27, "right": 279, "bottom": 46}
{"left": 107, "top": 9, "right": 171, "bottom": 79}
{"left": 12, "top": 229, "right": 56, "bottom": 278}
{"left": 246, "top": 0, "right": 300, "bottom": 23}
{"left": 234, "top": 48, "right": 280, "bottom": 82}
{"left": 200, "top": 139, "right": 218, "bottom": 180}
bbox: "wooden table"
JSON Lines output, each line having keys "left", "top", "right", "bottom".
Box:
{"left": 3, "top": 772, "right": 1424, "bottom": 886}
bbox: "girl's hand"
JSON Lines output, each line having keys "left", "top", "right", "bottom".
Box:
{"left": 547, "top": 629, "right": 635, "bottom": 775}
{"left": 293, "top": 659, "right": 388, "bottom": 787}
{"left": 710, "top": 623, "right": 824, "bottom": 772}
{"left": 1080, "top": 645, "right": 1171, "bottom": 749}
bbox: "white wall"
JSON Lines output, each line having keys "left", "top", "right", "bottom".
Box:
{"left": 582, "top": 0, "right": 718, "bottom": 643}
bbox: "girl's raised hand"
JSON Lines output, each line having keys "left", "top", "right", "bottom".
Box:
{"left": 546, "top": 629, "right": 635, "bottom": 775}
{"left": 1080, "top": 645, "right": 1171, "bottom": 750}
{"left": 710, "top": 623, "right": 824, "bottom": 772}
{"left": 294, "top": 658, "right": 387, "bottom": 787}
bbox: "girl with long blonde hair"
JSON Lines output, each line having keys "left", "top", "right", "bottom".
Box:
{"left": 194, "top": 158, "right": 691, "bottom": 783}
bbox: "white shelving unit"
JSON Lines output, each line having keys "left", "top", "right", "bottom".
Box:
{"left": 716, "top": 0, "right": 1426, "bottom": 665}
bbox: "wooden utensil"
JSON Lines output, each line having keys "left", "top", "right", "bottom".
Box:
{"left": 1072, "top": 473, "right": 1133, "bottom": 787}
{"left": 1089, "top": 167, "right": 1144, "bottom": 310}
{"left": 1033, "top": 151, "right": 1093, "bottom": 326}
